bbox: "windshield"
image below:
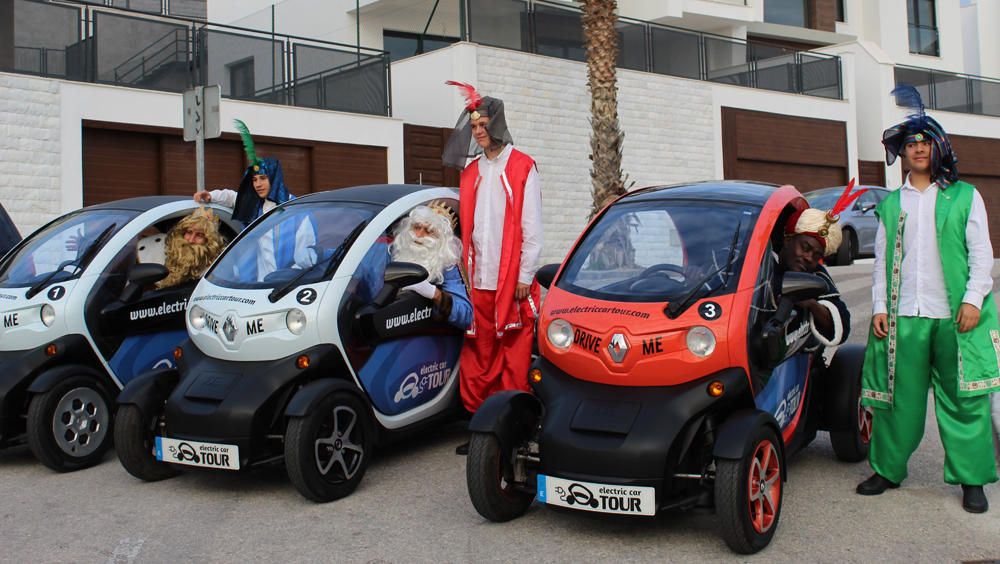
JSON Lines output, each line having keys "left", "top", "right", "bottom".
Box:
{"left": 206, "top": 201, "right": 379, "bottom": 290}
{"left": 556, "top": 201, "right": 758, "bottom": 303}
{"left": 0, "top": 209, "right": 140, "bottom": 289}
{"left": 804, "top": 190, "right": 840, "bottom": 209}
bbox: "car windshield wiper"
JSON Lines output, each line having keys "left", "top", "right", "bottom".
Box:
{"left": 26, "top": 223, "right": 117, "bottom": 299}
{"left": 664, "top": 219, "right": 743, "bottom": 319}
{"left": 268, "top": 220, "right": 368, "bottom": 303}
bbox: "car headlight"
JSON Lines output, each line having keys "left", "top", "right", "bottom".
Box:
{"left": 547, "top": 318, "right": 574, "bottom": 350}
{"left": 189, "top": 305, "right": 207, "bottom": 330}
{"left": 40, "top": 304, "right": 55, "bottom": 327}
{"left": 286, "top": 309, "right": 307, "bottom": 335}
{"left": 686, "top": 326, "right": 716, "bottom": 357}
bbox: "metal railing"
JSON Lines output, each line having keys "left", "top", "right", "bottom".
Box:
{"left": 462, "top": 0, "right": 842, "bottom": 99}
{"left": 895, "top": 65, "right": 1000, "bottom": 118}
{"left": 907, "top": 23, "right": 939, "bottom": 57}
{"left": 3, "top": 0, "right": 392, "bottom": 117}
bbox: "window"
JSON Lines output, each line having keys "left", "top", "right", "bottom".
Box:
{"left": 835, "top": 0, "right": 845, "bottom": 22}
{"left": 383, "top": 31, "right": 458, "bottom": 63}
{"left": 764, "top": 0, "right": 809, "bottom": 28}
{"left": 227, "top": 58, "right": 255, "bottom": 99}
{"left": 907, "top": 0, "right": 939, "bottom": 56}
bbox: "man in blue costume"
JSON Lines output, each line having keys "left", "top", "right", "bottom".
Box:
{"left": 193, "top": 120, "right": 314, "bottom": 280}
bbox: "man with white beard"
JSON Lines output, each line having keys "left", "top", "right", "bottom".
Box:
{"left": 357, "top": 203, "right": 472, "bottom": 330}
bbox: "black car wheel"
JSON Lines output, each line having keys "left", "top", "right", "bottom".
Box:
{"left": 115, "top": 404, "right": 179, "bottom": 482}
{"left": 466, "top": 432, "right": 532, "bottom": 522}
{"left": 715, "top": 425, "right": 784, "bottom": 554}
{"left": 834, "top": 230, "right": 854, "bottom": 266}
{"left": 26, "top": 374, "right": 114, "bottom": 472}
{"left": 285, "top": 391, "right": 373, "bottom": 502}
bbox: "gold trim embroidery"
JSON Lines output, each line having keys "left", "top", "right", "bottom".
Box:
{"left": 959, "top": 330, "right": 1000, "bottom": 392}
{"left": 882, "top": 211, "right": 905, "bottom": 405}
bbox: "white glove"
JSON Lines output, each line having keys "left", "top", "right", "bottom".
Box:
{"left": 404, "top": 279, "right": 437, "bottom": 300}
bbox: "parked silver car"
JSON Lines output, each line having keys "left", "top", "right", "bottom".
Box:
{"left": 804, "top": 185, "right": 890, "bottom": 266}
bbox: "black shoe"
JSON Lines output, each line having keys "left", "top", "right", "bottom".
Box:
{"left": 455, "top": 442, "right": 469, "bottom": 456}
{"left": 961, "top": 485, "right": 989, "bottom": 513}
{"left": 856, "top": 473, "right": 899, "bottom": 495}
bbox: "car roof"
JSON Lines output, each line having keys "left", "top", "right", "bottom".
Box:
{"left": 82, "top": 195, "right": 188, "bottom": 212}
{"left": 620, "top": 180, "right": 781, "bottom": 207}
{"left": 293, "top": 184, "right": 452, "bottom": 207}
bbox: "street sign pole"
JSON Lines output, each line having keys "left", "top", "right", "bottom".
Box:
{"left": 183, "top": 85, "right": 222, "bottom": 195}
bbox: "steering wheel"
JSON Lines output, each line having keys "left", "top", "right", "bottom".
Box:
{"left": 638, "top": 263, "right": 687, "bottom": 281}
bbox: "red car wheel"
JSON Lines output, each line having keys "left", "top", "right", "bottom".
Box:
{"left": 716, "top": 424, "right": 785, "bottom": 554}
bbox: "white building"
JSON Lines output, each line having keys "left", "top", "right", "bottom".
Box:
{"left": 2, "top": 0, "right": 999, "bottom": 262}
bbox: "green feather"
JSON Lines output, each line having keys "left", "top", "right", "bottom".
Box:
{"left": 233, "top": 119, "right": 259, "bottom": 168}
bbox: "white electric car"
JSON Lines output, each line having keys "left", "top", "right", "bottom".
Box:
{"left": 115, "top": 185, "right": 466, "bottom": 502}
{"left": 0, "top": 197, "right": 237, "bottom": 471}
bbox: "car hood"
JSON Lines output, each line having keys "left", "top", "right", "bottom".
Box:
{"left": 539, "top": 286, "right": 736, "bottom": 387}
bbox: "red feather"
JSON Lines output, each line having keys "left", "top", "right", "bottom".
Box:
{"left": 829, "top": 178, "right": 867, "bottom": 218}
{"left": 445, "top": 80, "right": 483, "bottom": 112}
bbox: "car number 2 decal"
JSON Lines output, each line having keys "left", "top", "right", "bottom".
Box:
{"left": 698, "top": 301, "right": 721, "bottom": 320}
{"left": 296, "top": 288, "right": 317, "bottom": 305}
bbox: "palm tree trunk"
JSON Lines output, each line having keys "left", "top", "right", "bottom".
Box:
{"left": 582, "top": 0, "right": 627, "bottom": 219}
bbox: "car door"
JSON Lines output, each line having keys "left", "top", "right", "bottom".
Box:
{"left": 0, "top": 202, "right": 21, "bottom": 259}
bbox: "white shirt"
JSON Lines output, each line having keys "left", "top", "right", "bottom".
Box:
{"left": 471, "top": 144, "right": 544, "bottom": 290}
{"left": 872, "top": 176, "right": 994, "bottom": 317}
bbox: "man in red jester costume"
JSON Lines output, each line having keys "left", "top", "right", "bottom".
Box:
{"left": 443, "top": 81, "right": 544, "bottom": 454}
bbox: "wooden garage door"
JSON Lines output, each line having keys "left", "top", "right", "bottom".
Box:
{"left": 82, "top": 121, "right": 388, "bottom": 206}
{"left": 721, "top": 108, "right": 848, "bottom": 192}
{"left": 951, "top": 134, "right": 1000, "bottom": 251}
{"left": 403, "top": 124, "right": 459, "bottom": 187}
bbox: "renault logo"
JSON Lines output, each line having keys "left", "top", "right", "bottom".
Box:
{"left": 608, "top": 333, "right": 629, "bottom": 363}
{"left": 222, "top": 315, "right": 237, "bottom": 342}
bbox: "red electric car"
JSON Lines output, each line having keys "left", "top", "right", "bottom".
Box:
{"left": 464, "top": 181, "right": 870, "bottom": 554}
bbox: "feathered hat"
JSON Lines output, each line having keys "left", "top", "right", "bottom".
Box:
{"left": 231, "top": 119, "right": 293, "bottom": 224}
{"left": 786, "top": 179, "right": 867, "bottom": 256}
{"left": 441, "top": 81, "right": 513, "bottom": 169}
{"left": 882, "top": 85, "right": 958, "bottom": 185}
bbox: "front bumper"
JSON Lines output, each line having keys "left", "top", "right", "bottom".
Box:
{"left": 161, "top": 342, "right": 342, "bottom": 468}
{"left": 532, "top": 357, "right": 748, "bottom": 490}
{"left": 0, "top": 334, "right": 93, "bottom": 445}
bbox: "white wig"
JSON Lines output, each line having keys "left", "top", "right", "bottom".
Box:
{"left": 390, "top": 205, "right": 461, "bottom": 284}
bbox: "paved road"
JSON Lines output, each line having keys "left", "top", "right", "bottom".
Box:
{"left": 1, "top": 261, "right": 998, "bottom": 563}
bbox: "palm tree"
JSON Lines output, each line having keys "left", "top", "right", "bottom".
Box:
{"left": 581, "top": 0, "right": 634, "bottom": 268}
{"left": 582, "top": 0, "right": 628, "bottom": 219}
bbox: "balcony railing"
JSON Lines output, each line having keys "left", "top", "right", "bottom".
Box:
{"left": 462, "top": 0, "right": 842, "bottom": 99}
{"left": 895, "top": 65, "right": 1000, "bottom": 118}
{"left": 2, "top": 0, "right": 392, "bottom": 117}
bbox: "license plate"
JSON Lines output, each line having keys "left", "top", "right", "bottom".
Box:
{"left": 537, "top": 474, "right": 655, "bottom": 516}
{"left": 155, "top": 437, "right": 240, "bottom": 470}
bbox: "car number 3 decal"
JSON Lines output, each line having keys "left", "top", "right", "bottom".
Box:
{"left": 698, "top": 301, "right": 721, "bottom": 320}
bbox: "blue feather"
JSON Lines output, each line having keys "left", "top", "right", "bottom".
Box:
{"left": 891, "top": 84, "right": 925, "bottom": 116}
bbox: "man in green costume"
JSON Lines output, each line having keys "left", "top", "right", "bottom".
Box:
{"left": 858, "top": 86, "right": 999, "bottom": 513}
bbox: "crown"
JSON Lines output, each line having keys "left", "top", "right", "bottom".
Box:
{"left": 427, "top": 200, "right": 458, "bottom": 230}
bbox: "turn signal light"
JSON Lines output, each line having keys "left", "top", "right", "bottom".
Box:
{"left": 45, "top": 344, "right": 58, "bottom": 357}
{"left": 529, "top": 369, "right": 542, "bottom": 383}
{"left": 296, "top": 355, "right": 310, "bottom": 369}
{"left": 707, "top": 380, "right": 725, "bottom": 397}
{"left": 173, "top": 347, "right": 183, "bottom": 360}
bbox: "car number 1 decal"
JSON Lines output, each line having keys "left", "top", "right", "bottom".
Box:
{"left": 698, "top": 301, "right": 721, "bottom": 320}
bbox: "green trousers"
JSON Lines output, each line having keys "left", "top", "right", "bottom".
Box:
{"left": 869, "top": 316, "right": 998, "bottom": 486}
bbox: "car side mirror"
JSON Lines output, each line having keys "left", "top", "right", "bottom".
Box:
{"left": 535, "top": 263, "right": 560, "bottom": 289}
{"left": 780, "top": 271, "right": 827, "bottom": 303}
{"left": 120, "top": 263, "right": 169, "bottom": 303}
{"left": 373, "top": 261, "right": 428, "bottom": 308}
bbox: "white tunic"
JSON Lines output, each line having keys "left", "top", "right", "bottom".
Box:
{"left": 470, "top": 145, "right": 544, "bottom": 290}
{"left": 872, "top": 176, "right": 994, "bottom": 317}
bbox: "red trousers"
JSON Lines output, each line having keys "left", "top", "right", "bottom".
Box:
{"left": 459, "top": 289, "right": 535, "bottom": 413}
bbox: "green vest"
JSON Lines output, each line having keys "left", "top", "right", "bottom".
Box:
{"left": 861, "top": 180, "right": 1000, "bottom": 408}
